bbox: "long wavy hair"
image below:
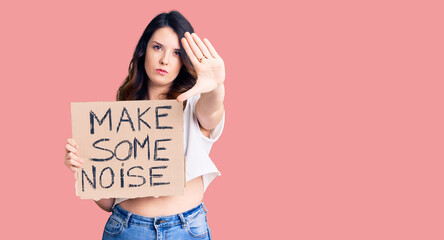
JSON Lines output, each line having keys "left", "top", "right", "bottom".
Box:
{"left": 117, "top": 10, "right": 197, "bottom": 101}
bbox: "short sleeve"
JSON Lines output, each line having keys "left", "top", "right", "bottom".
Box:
{"left": 189, "top": 94, "right": 225, "bottom": 143}
{"left": 184, "top": 94, "right": 223, "bottom": 190}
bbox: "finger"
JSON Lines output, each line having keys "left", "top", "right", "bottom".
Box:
{"left": 202, "top": 38, "right": 220, "bottom": 59}
{"left": 67, "top": 138, "right": 78, "bottom": 149}
{"left": 70, "top": 159, "right": 82, "bottom": 168}
{"left": 184, "top": 32, "right": 204, "bottom": 60}
{"left": 70, "top": 166, "right": 77, "bottom": 172}
{"left": 177, "top": 85, "right": 201, "bottom": 102}
{"left": 69, "top": 152, "right": 85, "bottom": 164}
{"left": 191, "top": 33, "right": 212, "bottom": 59}
{"left": 181, "top": 36, "right": 199, "bottom": 65}
{"left": 65, "top": 144, "right": 78, "bottom": 155}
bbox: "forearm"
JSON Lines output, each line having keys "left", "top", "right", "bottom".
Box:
{"left": 94, "top": 198, "right": 115, "bottom": 212}
{"left": 196, "top": 83, "right": 225, "bottom": 130}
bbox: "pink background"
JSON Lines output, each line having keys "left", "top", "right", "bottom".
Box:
{"left": 1, "top": 0, "right": 443, "bottom": 239}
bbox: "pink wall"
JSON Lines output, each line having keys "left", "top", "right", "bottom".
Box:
{"left": 1, "top": 0, "right": 443, "bottom": 239}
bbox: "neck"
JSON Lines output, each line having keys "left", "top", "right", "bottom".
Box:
{"left": 147, "top": 82, "right": 171, "bottom": 100}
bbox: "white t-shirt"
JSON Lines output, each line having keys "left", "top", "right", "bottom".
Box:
{"left": 113, "top": 94, "right": 224, "bottom": 207}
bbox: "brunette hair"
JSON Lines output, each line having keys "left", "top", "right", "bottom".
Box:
{"left": 117, "top": 10, "right": 197, "bottom": 101}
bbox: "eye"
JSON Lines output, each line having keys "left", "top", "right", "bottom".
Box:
{"left": 153, "top": 45, "right": 161, "bottom": 50}
{"left": 174, "top": 50, "right": 181, "bottom": 56}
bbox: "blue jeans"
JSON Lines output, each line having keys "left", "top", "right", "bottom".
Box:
{"left": 102, "top": 202, "right": 212, "bottom": 240}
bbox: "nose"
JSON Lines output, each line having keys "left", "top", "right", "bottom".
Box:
{"left": 160, "top": 52, "right": 169, "bottom": 65}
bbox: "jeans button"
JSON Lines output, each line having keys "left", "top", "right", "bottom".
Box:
{"left": 156, "top": 220, "right": 166, "bottom": 224}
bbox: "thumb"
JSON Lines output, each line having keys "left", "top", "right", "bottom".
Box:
{"left": 177, "top": 85, "right": 200, "bottom": 102}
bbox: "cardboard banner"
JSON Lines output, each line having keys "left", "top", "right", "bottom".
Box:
{"left": 71, "top": 100, "right": 184, "bottom": 200}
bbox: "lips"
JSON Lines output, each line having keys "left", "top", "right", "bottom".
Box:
{"left": 156, "top": 69, "right": 168, "bottom": 75}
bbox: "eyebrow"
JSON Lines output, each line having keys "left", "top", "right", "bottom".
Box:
{"left": 152, "top": 41, "right": 180, "bottom": 51}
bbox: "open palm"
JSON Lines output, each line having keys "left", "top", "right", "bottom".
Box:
{"left": 177, "top": 32, "right": 225, "bottom": 102}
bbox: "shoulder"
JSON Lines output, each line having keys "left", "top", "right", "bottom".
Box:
{"left": 187, "top": 94, "right": 201, "bottom": 108}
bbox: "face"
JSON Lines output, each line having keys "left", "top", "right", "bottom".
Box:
{"left": 145, "top": 27, "right": 183, "bottom": 88}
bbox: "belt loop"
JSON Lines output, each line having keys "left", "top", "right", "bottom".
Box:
{"left": 123, "top": 211, "right": 132, "bottom": 228}
{"left": 202, "top": 202, "right": 208, "bottom": 213}
{"left": 178, "top": 213, "right": 187, "bottom": 229}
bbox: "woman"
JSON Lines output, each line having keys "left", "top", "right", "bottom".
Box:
{"left": 64, "top": 10, "right": 225, "bottom": 240}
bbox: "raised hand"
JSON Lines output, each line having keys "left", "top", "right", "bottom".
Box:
{"left": 177, "top": 32, "right": 225, "bottom": 102}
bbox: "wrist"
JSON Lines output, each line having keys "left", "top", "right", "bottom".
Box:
{"left": 202, "top": 83, "right": 225, "bottom": 100}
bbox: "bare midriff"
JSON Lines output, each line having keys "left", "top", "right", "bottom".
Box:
{"left": 118, "top": 176, "right": 204, "bottom": 217}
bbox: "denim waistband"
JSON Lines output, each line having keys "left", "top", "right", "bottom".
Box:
{"left": 112, "top": 202, "right": 207, "bottom": 228}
